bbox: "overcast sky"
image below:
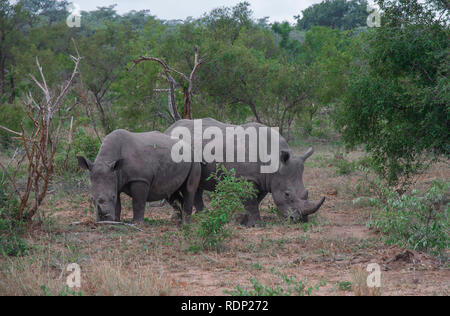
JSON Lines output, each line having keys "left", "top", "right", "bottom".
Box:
{"left": 73, "top": 0, "right": 324, "bottom": 24}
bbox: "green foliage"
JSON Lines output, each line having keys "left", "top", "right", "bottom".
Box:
{"left": 0, "top": 103, "right": 26, "bottom": 147}
{"left": 333, "top": 157, "right": 357, "bottom": 176}
{"left": 337, "top": 281, "right": 352, "bottom": 291}
{"left": 335, "top": 0, "right": 449, "bottom": 185}
{"left": 271, "top": 22, "right": 302, "bottom": 55}
{"left": 0, "top": 183, "right": 28, "bottom": 257}
{"left": 366, "top": 180, "right": 449, "bottom": 256}
{"left": 296, "top": 0, "right": 369, "bottom": 30}
{"left": 183, "top": 165, "right": 256, "bottom": 251}
{"left": 54, "top": 128, "right": 101, "bottom": 175}
{"left": 226, "top": 269, "right": 326, "bottom": 296}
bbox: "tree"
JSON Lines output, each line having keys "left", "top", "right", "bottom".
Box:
{"left": 78, "top": 21, "right": 135, "bottom": 133}
{"left": 296, "top": 0, "right": 369, "bottom": 30}
{"left": 201, "top": 1, "right": 253, "bottom": 44}
{"left": 0, "top": 51, "right": 81, "bottom": 223}
{"left": 0, "top": 1, "right": 30, "bottom": 103}
{"left": 335, "top": 0, "right": 449, "bottom": 185}
{"left": 130, "top": 47, "right": 205, "bottom": 121}
{"left": 19, "top": 0, "right": 69, "bottom": 25}
{"left": 271, "top": 21, "right": 302, "bottom": 55}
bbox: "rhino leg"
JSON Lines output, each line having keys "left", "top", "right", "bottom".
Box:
{"left": 115, "top": 196, "right": 122, "bottom": 222}
{"left": 241, "top": 192, "right": 266, "bottom": 227}
{"left": 180, "top": 163, "right": 201, "bottom": 224}
{"left": 194, "top": 189, "right": 205, "bottom": 213}
{"left": 130, "top": 182, "right": 149, "bottom": 223}
{"left": 168, "top": 192, "right": 183, "bottom": 223}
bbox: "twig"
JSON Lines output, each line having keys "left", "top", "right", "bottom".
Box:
{"left": 0, "top": 124, "right": 22, "bottom": 136}
{"left": 70, "top": 221, "right": 144, "bottom": 232}
{"left": 96, "top": 221, "right": 144, "bottom": 232}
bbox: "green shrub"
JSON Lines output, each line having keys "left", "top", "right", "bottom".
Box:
{"left": 183, "top": 165, "right": 257, "bottom": 252}
{"left": 334, "top": 158, "right": 356, "bottom": 176}
{"left": 54, "top": 128, "right": 101, "bottom": 175}
{"left": 0, "top": 103, "right": 26, "bottom": 148}
{"left": 326, "top": 152, "right": 357, "bottom": 176}
{"left": 226, "top": 269, "right": 326, "bottom": 296}
{"left": 366, "top": 180, "right": 449, "bottom": 256}
{"left": 337, "top": 281, "right": 352, "bottom": 291}
{"left": 0, "top": 184, "right": 28, "bottom": 257}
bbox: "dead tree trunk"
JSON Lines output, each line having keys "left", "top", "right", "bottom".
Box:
{"left": 129, "top": 47, "right": 204, "bottom": 121}
{"left": 0, "top": 52, "right": 81, "bottom": 223}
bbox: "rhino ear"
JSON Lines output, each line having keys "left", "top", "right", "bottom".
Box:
{"left": 77, "top": 156, "right": 92, "bottom": 171}
{"left": 280, "top": 151, "right": 290, "bottom": 164}
{"left": 300, "top": 147, "right": 314, "bottom": 162}
{"left": 111, "top": 159, "right": 124, "bottom": 171}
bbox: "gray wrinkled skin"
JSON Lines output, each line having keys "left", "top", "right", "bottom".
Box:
{"left": 77, "top": 129, "right": 200, "bottom": 223}
{"left": 165, "top": 118, "right": 325, "bottom": 227}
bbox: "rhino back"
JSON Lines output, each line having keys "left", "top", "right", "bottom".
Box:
{"left": 98, "top": 129, "right": 191, "bottom": 201}
{"left": 165, "top": 119, "right": 290, "bottom": 191}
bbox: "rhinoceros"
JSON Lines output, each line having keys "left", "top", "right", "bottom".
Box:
{"left": 165, "top": 118, "right": 325, "bottom": 226}
{"left": 77, "top": 129, "right": 201, "bottom": 223}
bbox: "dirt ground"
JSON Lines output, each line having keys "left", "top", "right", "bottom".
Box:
{"left": 1, "top": 144, "right": 448, "bottom": 296}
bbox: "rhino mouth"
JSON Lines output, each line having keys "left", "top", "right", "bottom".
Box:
{"left": 288, "top": 197, "right": 326, "bottom": 222}
{"left": 97, "top": 205, "right": 115, "bottom": 222}
{"left": 98, "top": 214, "right": 114, "bottom": 222}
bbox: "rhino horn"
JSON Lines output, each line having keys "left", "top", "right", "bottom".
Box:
{"left": 300, "top": 147, "right": 314, "bottom": 161}
{"left": 301, "top": 197, "right": 325, "bottom": 216}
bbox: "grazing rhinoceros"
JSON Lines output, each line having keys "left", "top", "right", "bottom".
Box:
{"left": 77, "top": 129, "right": 201, "bottom": 223}
{"left": 165, "top": 118, "right": 325, "bottom": 226}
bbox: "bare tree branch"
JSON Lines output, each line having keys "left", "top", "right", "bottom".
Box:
{"left": 1, "top": 49, "right": 81, "bottom": 223}
{"left": 129, "top": 47, "right": 205, "bottom": 120}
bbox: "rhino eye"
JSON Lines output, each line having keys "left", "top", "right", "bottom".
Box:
{"left": 284, "top": 192, "right": 291, "bottom": 199}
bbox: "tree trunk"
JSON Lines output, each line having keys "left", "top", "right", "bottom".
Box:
{"left": 248, "top": 100, "right": 262, "bottom": 124}
{"left": 8, "top": 72, "right": 15, "bottom": 103}
{"left": 183, "top": 88, "right": 192, "bottom": 119}
{"left": 94, "top": 95, "right": 110, "bottom": 133}
{"left": 0, "top": 57, "right": 5, "bottom": 97}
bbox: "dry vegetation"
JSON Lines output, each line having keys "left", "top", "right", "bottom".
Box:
{"left": 0, "top": 143, "right": 448, "bottom": 296}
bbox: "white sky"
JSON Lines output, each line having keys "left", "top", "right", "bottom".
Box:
{"left": 73, "top": 0, "right": 324, "bottom": 23}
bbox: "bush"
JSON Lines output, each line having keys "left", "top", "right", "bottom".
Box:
{"left": 333, "top": 157, "right": 356, "bottom": 176}
{"left": 54, "top": 128, "right": 101, "bottom": 175}
{"left": 0, "top": 103, "right": 26, "bottom": 148}
{"left": 0, "top": 184, "right": 28, "bottom": 257}
{"left": 366, "top": 180, "right": 449, "bottom": 256}
{"left": 183, "top": 165, "right": 257, "bottom": 252}
{"left": 334, "top": 7, "right": 449, "bottom": 186}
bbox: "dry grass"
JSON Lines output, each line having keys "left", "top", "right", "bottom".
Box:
{"left": 0, "top": 256, "right": 171, "bottom": 296}
{"left": 0, "top": 257, "right": 69, "bottom": 296}
{"left": 84, "top": 261, "right": 171, "bottom": 296}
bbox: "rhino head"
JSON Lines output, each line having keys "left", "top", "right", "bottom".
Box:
{"left": 270, "top": 148, "right": 325, "bottom": 222}
{"left": 77, "top": 156, "right": 124, "bottom": 222}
